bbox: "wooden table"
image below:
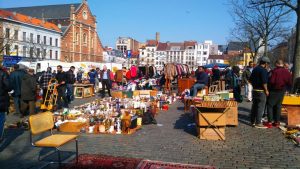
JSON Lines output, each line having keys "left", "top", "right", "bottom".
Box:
{"left": 282, "top": 95, "right": 300, "bottom": 125}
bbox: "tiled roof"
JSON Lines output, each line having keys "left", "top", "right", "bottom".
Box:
{"left": 184, "top": 41, "right": 197, "bottom": 48}
{"left": 166, "top": 42, "right": 184, "bottom": 51}
{"left": 0, "top": 9, "right": 61, "bottom": 32}
{"left": 156, "top": 42, "right": 168, "bottom": 51}
{"left": 146, "top": 40, "right": 158, "bottom": 47}
{"left": 4, "top": 3, "right": 81, "bottom": 19}
{"left": 208, "top": 54, "right": 230, "bottom": 60}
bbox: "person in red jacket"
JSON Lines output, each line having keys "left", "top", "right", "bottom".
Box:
{"left": 265, "top": 59, "right": 292, "bottom": 128}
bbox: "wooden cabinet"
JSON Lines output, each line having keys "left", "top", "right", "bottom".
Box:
{"left": 178, "top": 78, "right": 195, "bottom": 94}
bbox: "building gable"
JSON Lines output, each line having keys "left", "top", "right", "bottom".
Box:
{"left": 74, "top": 2, "right": 96, "bottom": 26}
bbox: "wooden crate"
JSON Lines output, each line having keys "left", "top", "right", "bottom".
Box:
{"left": 150, "top": 90, "right": 158, "bottom": 97}
{"left": 197, "top": 127, "right": 225, "bottom": 140}
{"left": 195, "top": 111, "right": 226, "bottom": 127}
{"left": 133, "top": 91, "right": 140, "bottom": 97}
{"left": 226, "top": 106, "right": 238, "bottom": 126}
{"left": 194, "top": 101, "right": 238, "bottom": 126}
{"left": 139, "top": 90, "right": 151, "bottom": 95}
{"left": 225, "top": 101, "right": 238, "bottom": 126}
{"left": 111, "top": 91, "right": 123, "bottom": 98}
{"left": 286, "top": 105, "right": 300, "bottom": 125}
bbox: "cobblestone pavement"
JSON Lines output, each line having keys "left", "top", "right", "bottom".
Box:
{"left": 1, "top": 96, "right": 300, "bottom": 169}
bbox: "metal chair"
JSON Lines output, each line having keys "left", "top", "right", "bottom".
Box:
{"left": 29, "top": 112, "right": 78, "bottom": 168}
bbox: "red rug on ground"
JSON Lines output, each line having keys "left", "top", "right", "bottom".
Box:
{"left": 64, "top": 154, "right": 215, "bottom": 169}
{"left": 64, "top": 154, "right": 142, "bottom": 169}
{"left": 137, "top": 160, "right": 215, "bottom": 169}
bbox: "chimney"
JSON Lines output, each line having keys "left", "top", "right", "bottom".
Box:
{"left": 13, "top": 12, "right": 16, "bottom": 16}
{"left": 156, "top": 32, "right": 160, "bottom": 42}
{"left": 70, "top": 4, "right": 75, "bottom": 20}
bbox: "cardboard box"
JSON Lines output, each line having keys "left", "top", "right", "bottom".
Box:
{"left": 195, "top": 111, "right": 226, "bottom": 127}
{"left": 197, "top": 127, "right": 225, "bottom": 140}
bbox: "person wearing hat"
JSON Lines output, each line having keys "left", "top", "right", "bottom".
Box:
{"left": 265, "top": 59, "right": 292, "bottom": 128}
{"left": 249, "top": 56, "right": 270, "bottom": 128}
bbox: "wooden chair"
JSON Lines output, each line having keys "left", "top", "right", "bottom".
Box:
{"left": 29, "top": 112, "right": 78, "bottom": 168}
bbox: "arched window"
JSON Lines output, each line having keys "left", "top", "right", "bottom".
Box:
{"left": 83, "top": 33, "right": 87, "bottom": 45}
{"left": 76, "top": 33, "right": 79, "bottom": 45}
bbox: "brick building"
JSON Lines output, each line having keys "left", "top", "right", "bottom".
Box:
{"left": 5, "top": 0, "right": 103, "bottom": 62}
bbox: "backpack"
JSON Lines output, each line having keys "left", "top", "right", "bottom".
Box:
{"left": 130, "top": 66, "right": 137, "bottom": 78}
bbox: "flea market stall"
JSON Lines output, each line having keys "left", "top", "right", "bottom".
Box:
{"left": 54, "top": 90, "right": 177, "bottom": 135}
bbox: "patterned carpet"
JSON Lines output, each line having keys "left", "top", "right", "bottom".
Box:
{"left": 64, "top": 154, "right": 215, "bottom": 169}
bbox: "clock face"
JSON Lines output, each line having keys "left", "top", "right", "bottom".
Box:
{"left": 83, "top": 11, "right": 88, "bottom": 20}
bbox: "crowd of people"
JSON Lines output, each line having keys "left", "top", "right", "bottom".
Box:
{"left": 0, "top": 64, "right": 147, "bottom": 140}
{"left": 190, "top": 57, "right": 299, "bottom": 129}
{"left": 1, "top": 58, "right": 300, "bottom": 140}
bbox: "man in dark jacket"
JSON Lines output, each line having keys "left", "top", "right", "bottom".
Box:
{"left": 100, "top": 65, "right": 112, "bottom": 98}
{"left": 191, "top": 66, "right": 208, "bottom": 96}
{"left": 266, "top": 60, "right": 292, "bottom": 128}
{"left": 21, "top": 69, "right": 37, "bottom": 116}
{"left": 66, "top": 66, "right": 76, "bottom": 103}
{"left": 0, "top": 65, "right": 10, "bottom": 140}
{"left": 55, "top": 65, "right": 68, "bottom": 109}
{"left": 9, "top": 64, "right": 26, "bottom": 115}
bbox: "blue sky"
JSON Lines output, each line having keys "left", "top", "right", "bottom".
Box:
{"left": 1, "top": 0, "right": 237, "bottom": 47}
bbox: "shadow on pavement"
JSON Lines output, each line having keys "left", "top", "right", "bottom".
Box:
{"left": 177, "top": 106, "right": 184, "bottom": 111}
{"left": 238, "top": 106, "right": 252, "bottom": 126}
{"left": 0, "top": 128, "right": 24, "bottom": 152}
{"left": 174, "top": 112, "right": 197, "bottom": 136}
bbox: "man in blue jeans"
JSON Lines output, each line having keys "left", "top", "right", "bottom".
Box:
{"left": 0, "top": 66, "right": 11, "bottom": 141}
{"left": 249, "top": 56, "right": 270, "bottom": 128}
{"left": 192, "top": 66, "right": 208, "bottom": 97}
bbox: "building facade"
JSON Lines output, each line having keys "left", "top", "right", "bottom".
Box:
{"left": 195, "top": 40, "right": 218, "bottom": 66}
{"left": 116, "top": 37, "right": 140, "bottom": 54}
{"left": 139, "top": 40, "right": 157, "bottom": 66}
{"left": 5, "top": 0, "right": 103, "bottom": 62}
{"left": 0, "top": 9, "right": 61, "bottom": 62}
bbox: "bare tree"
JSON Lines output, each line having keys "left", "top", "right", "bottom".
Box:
{"left": 24, "top": 37, "right": 49, "bottom": 61}
{"left": 229, "top": 0, "right": 291, "bottom": 61}
{"left": 229, "top": 24, "right": 264, "bottom": 62}
{"left": 250, "top": 0, "right": 300, "bottom": 89}
{"left": 0, "top": 23, "right": 20, "bottom": 60}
